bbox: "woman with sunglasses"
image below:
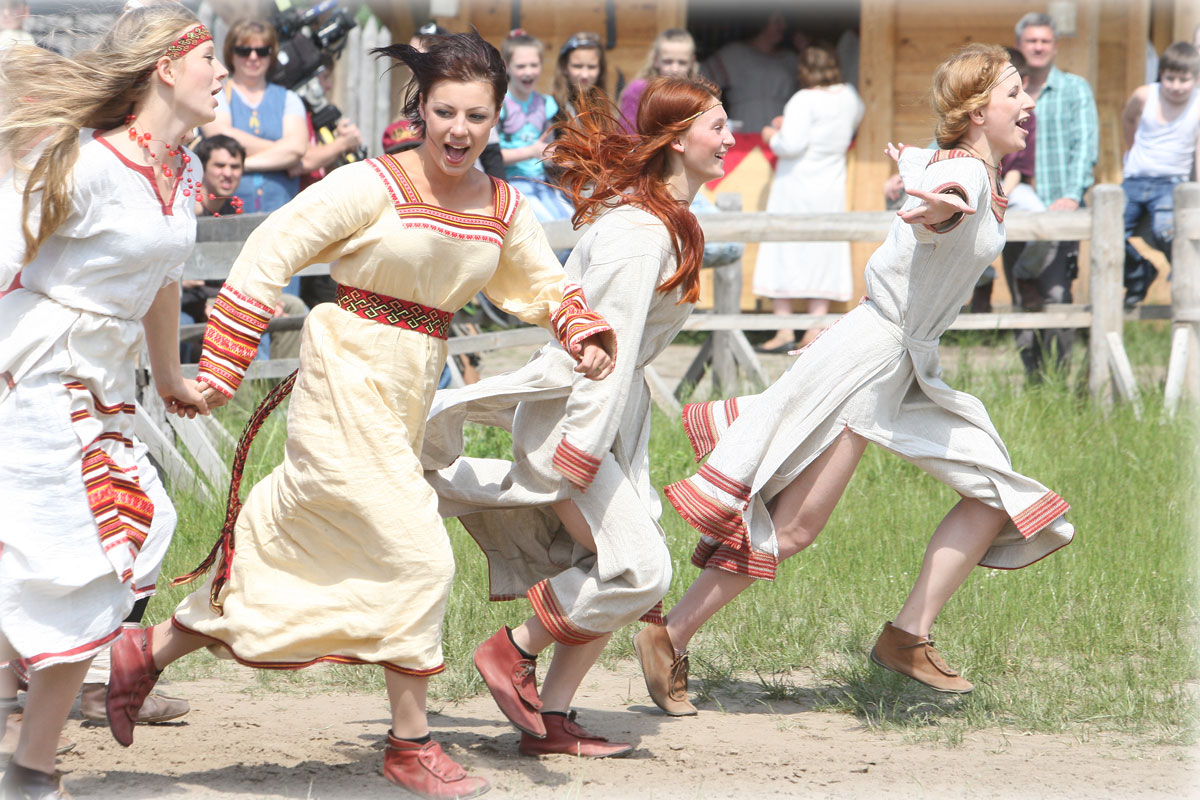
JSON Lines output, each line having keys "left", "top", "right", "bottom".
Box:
{"left": 201, "top": 18, "right": 307, "bottom": 215}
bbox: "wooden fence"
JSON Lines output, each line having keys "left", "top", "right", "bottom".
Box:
{"left": 146, "top": 183, "right": 1200, "bottom": 495}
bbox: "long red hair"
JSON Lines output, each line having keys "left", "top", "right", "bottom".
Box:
{"left": 548, "top": 76, "right": 720, "bottom": 304}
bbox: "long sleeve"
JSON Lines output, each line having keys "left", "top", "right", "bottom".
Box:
{"left": 897, "top": 148, "right": 988, "bottom": 245}
{"left": 0, "top": 174, "right": 30, "bottom": 291}
{"left": 767, "top": 91, "right": 811, "bottom": 159}
{"left": 485, "top": 195, "right": 612, "bottom": 356}
{"left": 196, "top": 161, "right": 381, "bottom": 397}
{"left": 1066, "top": 79, "right": 1099, "bottom": 203}
{"left": 551, "top": 210, "right": 674, "bottom": 491}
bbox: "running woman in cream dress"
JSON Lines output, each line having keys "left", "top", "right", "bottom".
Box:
{"left": 636, "top": 44, "right": 1073, "bottom": 714}
{"left": 421, "top": 77, "right": 733, "bottom": 756}
{"left": 106, "top": 32, "right": 614, "bottom": 800}
{"left": 0, "top": 6, "right": 221, "bottom": 797}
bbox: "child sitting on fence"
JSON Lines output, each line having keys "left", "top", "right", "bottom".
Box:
{"left": 1120, "top": 41, "right": 1200, "bottom": 308}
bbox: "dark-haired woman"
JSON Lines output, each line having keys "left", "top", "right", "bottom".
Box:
{"left": 106, "top": 31, "right": 614, "bottom": 799}
{"left": 419, "top": 76, "right": 733, "bottom": 756}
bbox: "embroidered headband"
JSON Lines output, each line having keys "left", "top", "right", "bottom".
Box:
{"left": 165, "top": 24, "right": 212, "bottom": 60}
{"left": 679, "top": 101, "right": 722, "bottom": 125}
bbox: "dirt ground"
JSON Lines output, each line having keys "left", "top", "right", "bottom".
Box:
{"left": 50, "top": 660, "right": 1196, "bottom": 800}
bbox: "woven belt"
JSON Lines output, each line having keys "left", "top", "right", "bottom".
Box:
{"left": 335, "top": 285, "right": 452, "bottom": 340}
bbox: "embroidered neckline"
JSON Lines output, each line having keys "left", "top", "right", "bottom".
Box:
{"left": 930, "top": 148, "right": 1007, "bottom": 222}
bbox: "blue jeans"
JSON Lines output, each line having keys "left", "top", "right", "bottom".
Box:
{"left": 1123, "top": 174, "right": 1182, "bottom": 303}
{"left": 508, "top": 177, "right": 573, "bottom": 263}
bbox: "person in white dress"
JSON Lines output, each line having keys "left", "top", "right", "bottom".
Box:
{"left": 636, "top": 43, "right": 1073, "bottom": 714}
{"left": 421, "top": 77, "right": 734, "bottom": 754}
{"left": 753, "top": 42, "right": 864, "bottom": 352}
{"left": 0, "top": 6, "right": 222, "bottom": 796}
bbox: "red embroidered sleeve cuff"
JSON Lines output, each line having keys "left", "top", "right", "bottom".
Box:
{"left": 550, "top": 283, "right": 613, "bottom": 359}
{"left": 552, "top": 436, "right": 602, "bottom": 492}
{"left": 196, "top": 283, "right": 273, "bottom": 398}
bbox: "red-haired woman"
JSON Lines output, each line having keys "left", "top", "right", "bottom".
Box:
{"left": 421, "top": 76, "right": 733, "bottom": 757}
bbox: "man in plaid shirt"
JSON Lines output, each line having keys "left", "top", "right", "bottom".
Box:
{"left": 1006, "top": 11, "right": 1098, "bottom": 379}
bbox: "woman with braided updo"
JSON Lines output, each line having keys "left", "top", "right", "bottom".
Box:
{"left": 636, "top": 43, "right": 1074, "bottom": 716}
{"left": 0, "top": 4, "right": 223, "bottom": 796}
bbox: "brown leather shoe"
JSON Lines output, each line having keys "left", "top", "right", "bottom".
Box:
{"left": 0, "top": 761, "right": 69, "bottom": 800}
{"left": 633, "top": 625, "right": 697, "bottom": 716}
{"left": 869, "top": 621, "right": 973, "bottom": 694}
{"left": 473, "top": 628, "right": 545, "bottom": 738}
{"left": 80, "top": 682, "right": 189, "bottom": 725}
{"left": 0, "top": 713, "right": 75, "bottom": 761}
{"left": 382, "top": 733, "right": 490, "bottom": 799}
{"left": 105, "top": 626, "right": 162, "bottom": 747}
{"left": 518, "top": 711, "right": 633, "bottom": 758}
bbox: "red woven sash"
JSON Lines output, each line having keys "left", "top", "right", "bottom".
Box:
{"left": 336, "top": 285, "right": 452, "bottom": 340}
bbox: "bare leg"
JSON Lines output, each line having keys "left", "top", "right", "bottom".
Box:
{"left": 891, "top": 497, "right": 1008, "bottom": 637}
{"left": 760, "top": 298, "right": 795, "bottom": 349}
{"left": 149, "top": 620, "right": 215, "bottom": 671}
{"left": 664, "top": 430, "right": 868, "bottom": 651}
{"left": 13, "top": 659, "right": 90, "bottom": 774}
{"left": 384, "top": 670, "right": 429, "bottom": 739}
{"left": 797, "top": 298, "right": 831, "bottom": 347}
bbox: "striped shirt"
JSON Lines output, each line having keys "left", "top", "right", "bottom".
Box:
{"left": 1032, "top": 66, "right": 1099, "bottom": 206}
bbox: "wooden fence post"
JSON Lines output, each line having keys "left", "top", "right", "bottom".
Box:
{"left": 711, "top": 194, "right": 742, "bottom": 396}
{"left": 1088, "top": 185, "right": 1125, "bottom": 404}
{"left": 1169, "top": 182, "right": 1200, "bottom": 405}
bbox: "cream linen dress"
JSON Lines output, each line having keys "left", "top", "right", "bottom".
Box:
{"left": 174, "top": 154, "right": 599, "bottom": 675}
{"left": 421, "top": 205, "right": 693, "bottom": 643}
{"left": 668, "top": 147, "right": 1074, "bottom": 579}
{"left": 0, "top": 130, "right": 197, "bottom": 666}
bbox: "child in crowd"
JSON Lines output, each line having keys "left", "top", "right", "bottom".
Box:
{"left": 553, "top": 31, "right": 608, "bottom": 124}
{"left": 1120, "top": 41, "right": 1200, "bottom": 307}
{"left": 619, "top": 28, "right": 698, "bottom": 133}
{"left": 498, "top": 29, "right": 573, "bottom": 227}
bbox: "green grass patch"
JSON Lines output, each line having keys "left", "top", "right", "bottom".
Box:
{"left": 151, "top": 329, "right": 1197, "bottom": 744}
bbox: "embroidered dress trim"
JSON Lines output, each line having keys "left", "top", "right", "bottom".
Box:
{"left": 663, "top": 477, "right": 748, "bottom": 550}
{"left": 170, "top": 618, "right": 445, "bottom": 677}
{"left": 336, "top": 285, "right": 452, "bottom": 339}
{"left": 368, "top": 154, "right": 513, "bottom": 246}
{"left": 552, "top": 436, "right": 601, "bottom": 491}
{"left": 691, "top": 538, "right": 777, "bottom": 581}
{"left": 922, "top": 182, "right": 969, "bottom": 234}
{"left": 64, "top": 381, "right": 152, "bottom": 584}
{"left": 550, "top": 283, "right": 613, "bottom": 357}
{"left": 527, "top": 580, "right": 605, "bottom": 646}
{"left": 929, "top": 148, "right": 1008, "bottom": 222}
{"left": 1011, "top": 491, "right": 1070, "bottom": 538}
{"left": 681, "top": 398, "right": 739, "bottom": 462}
{"left": 22, "top": 628, "right": 124, "bottom": 671}
{"left": 196, "top": 284, "right": 273, "bottom": 398}
{"left": 638, "top": 601, "right": 665, "bottom": 626}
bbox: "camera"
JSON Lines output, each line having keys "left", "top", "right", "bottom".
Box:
{"left": 267, "top": 0, "right": 366, "bottom": 164}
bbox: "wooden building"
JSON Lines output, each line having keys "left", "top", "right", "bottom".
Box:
{"left": 375, "top": 0, "right": 1198, "bottom": 308}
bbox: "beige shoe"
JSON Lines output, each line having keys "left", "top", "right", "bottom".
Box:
{"left": 633, "top": 625, "right": 697, "bottom": 716}
{"left": 79, "top": 682, "right": 189, "bottom": 725}
{"left": 0, "top": 711, "right": 76, "bottom": 761}
{"left": 869, "top": 621, "right": 973, "bottom": 694}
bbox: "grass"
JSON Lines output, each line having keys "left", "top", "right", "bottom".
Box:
{"left": 148, "top": 321, "right": 1197, "bottom": 745}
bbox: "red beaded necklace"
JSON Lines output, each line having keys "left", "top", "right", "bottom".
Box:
{"left": 122, "top": 114, "right": 242, "bottom": 214}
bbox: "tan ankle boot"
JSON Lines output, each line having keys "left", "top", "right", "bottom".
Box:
{"left": 869, "top": 621, "right": 973, "bottom": 694}
{"left": 633, "top": 625, "right": 697, "bottom": 716}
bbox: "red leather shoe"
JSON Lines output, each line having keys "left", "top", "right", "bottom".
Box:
{"left": 383, "top": 733, "right": 490, "bottom": 799}
{"left": 472, "top": 628, "right": 545, "bottom": 738}
{"left": 105, "top": 626, "right": 161, "bottom": 747}
{"left": 518, "top": 711, "right": 633, "bottom": 758}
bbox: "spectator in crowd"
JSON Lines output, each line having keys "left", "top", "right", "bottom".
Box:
{"left": 701, "top": 10, "right": 798, "bottom": 132}
{"left": 0, "top": 0, "right": 32, "bottom": 49}
{"left": 1008, "top": 11, "right": 1098, "bottom": 379}
{"left": 552, "top": 31, "right": 609, "bottom": 125}
{"left": 201, "top": 19, "right": 307, "bottom": 217}
{"left": 498, "top": 30, "right": 573, "bottom": 230}
{"left": 619, "top": 28, "right": 699, "bottom": 133}
{"left": 753, "top": 41, "right": 863, "bottom": 353}
{"left": 1120, "top": 41, "right": 1200, "bottom": 308}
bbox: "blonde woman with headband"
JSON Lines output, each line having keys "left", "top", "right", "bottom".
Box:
{"left": 0, "top": 4, "right": 224, "bottom": 796}
{"left": 637, "top": 44, "right": 1074, "bottom": 715}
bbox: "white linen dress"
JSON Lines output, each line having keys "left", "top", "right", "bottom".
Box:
{"left": 752, "top": 84, "right": 864, "bottom": 302}
{"left": 421, "top": 205, "right": 693, "bottom": 642}
{"left": 0, "top": 130, "right": 197, "bottom": 667}
{"left": 670, "top": 147, "right": 1074, "bottom": 579}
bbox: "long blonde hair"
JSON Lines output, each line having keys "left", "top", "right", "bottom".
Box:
{"left": 931, "top": 43, "right": 1011, "bottom": 149}
{"left": 0, "top": 2, "right": 200, "bottom": 265}
{"left": 633, "top": 28, "right": 698, "bottom": 82}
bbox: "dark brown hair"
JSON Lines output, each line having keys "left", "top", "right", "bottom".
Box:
{"left": 372, "top": 30, "right": 506, "bottom": 135}
{"left": 550, "top": 76, "right": 720, "bottom": 304}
